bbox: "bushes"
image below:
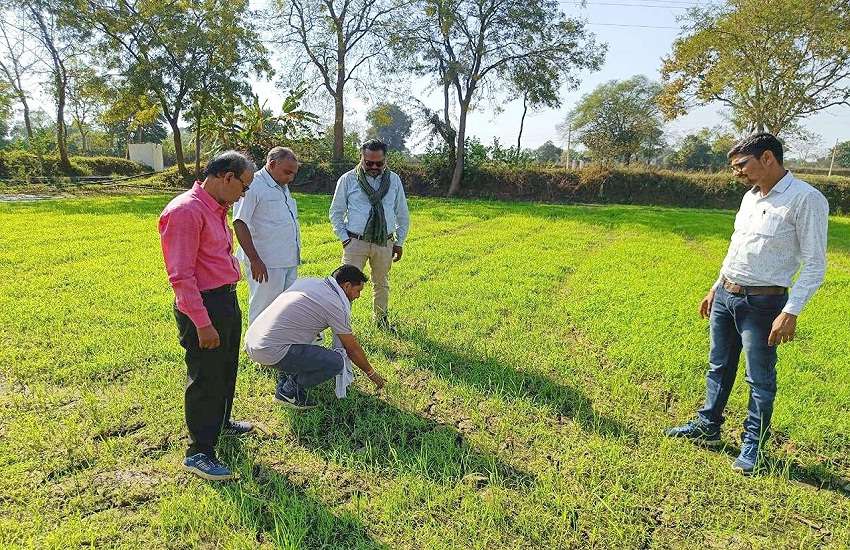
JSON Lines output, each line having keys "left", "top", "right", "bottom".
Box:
{"left": 0, "top": 151, "right": 148, "bottom": 181}
{"left": 288, "top": 161, "right": 850, "bottom": 215}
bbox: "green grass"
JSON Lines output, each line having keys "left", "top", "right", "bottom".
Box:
{"left": 1, "top": 193, "right": 849, "bottom": 548}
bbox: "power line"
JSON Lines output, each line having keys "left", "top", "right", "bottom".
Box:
{"left": 585, "top": 22, "right": 681, "bottom": 28}
{"left": 561, "top": 1, "right": 697, "bottom": 7}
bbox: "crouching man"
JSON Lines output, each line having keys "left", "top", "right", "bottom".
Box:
{"left": 244, "top": 265, "right": 386, "bottom": 408}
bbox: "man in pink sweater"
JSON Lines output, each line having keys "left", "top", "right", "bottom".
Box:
{"left": 159, "top": 151, "right": 256, "bottom": 481}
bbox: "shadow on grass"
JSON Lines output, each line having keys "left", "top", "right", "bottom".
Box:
{"left": 216, "top": 436, "right": 386, "bottom": 549}
{"left": 288, "top": 388, "right": 534, "bottom": 490}
{"left": 708, "top": 439, "right": 850, "bottom": 497}
{"left": 383, "top": 328, "right": 637, "bottom": 443}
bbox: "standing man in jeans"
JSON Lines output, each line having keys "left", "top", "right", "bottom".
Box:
{"left": 233, "top": 147, "right": 301, "bottom": 324}
{"left": 329, "top": 139, "right": 410, "bottom": 332}
{"left": 665, "top": 133, "right": 829, "bottom": 474}
{"left": 159, "top": 151, "right": 257, "bottom": 481}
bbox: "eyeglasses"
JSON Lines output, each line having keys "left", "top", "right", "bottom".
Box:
{"left": 730, "top": 155, "right": 754, "bottom": 174}
{"left": 231, "top": 173, "right": 250, "bottom": 192}
{"left": 363, "top": 160, "right": 385, "bottom": 168}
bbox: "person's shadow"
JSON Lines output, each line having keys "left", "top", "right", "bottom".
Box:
{"left": 376, "top": 327, "right": 637, "bottom": 444}
{"left": 214, "top": 435, "right": 388, "bottom": 549}
{"left": 287, "top": 388, "right": 535, "bottom": 490}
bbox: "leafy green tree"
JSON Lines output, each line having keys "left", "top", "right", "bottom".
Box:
{"left": 660, "top": 0, "right": 850, "bottom": 135}
{"left": 366, "top": 103, "right": 413, "bottom": 152}
{"left": 831, "top": 141, "right": 850, "bottom": 168}
{"left": 396, "top": 0, "right": 604, "bottom": 195}
{"left": 76, "top": 0, "right": 269, "bottom": 180}
{"left": 566, "top": 76, "right": 664, "bottom": 165}
{"left": 533, "top": 141, "right": 563, "bottom": 164}
{"left": 507, "top": 56, "right": 566, "bottom": 152}
{"left": 669, "top": 128, "right": 736, "bottom": 171}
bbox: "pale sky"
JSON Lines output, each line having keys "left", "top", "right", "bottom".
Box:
{"left": 251, "top": 0, "right": 850, "bottom": 159}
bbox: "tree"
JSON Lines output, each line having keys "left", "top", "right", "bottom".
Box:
{"left": 508, "top": 56, "right": 563, "bottom": 152}
{"left": 76, "top": 0, "right": 269, "bottom": 181}
{"left": 832, "top": 140, "right": 850, "bottom": 168}
{"left": 660, "top": 0, "right": 850, "bottom": 136}
{"left": 66, "top": 64, "right": 109, "bottom": 153}
{"left": 533, "top": 141, "right": 562, "bottom": 164}
{"left": 272, "top": 0, "right": 405, "bottom": 163}
{"left": 0, "top": 9, "right": 38, "bottom": 141}
{"left": 398, "top": 0, "right": 604, "bottom": 195}
{"left": 366, "top": 103, "right": 412, "bottom": 151}
{"left": 670, "top": 128, "right": 736, "bottom": 171}
{"left": 566, "top": 76, "right": 664, "bottom": 165}
{"left": 19, "top": 0, "right": 78, "bottom": 170}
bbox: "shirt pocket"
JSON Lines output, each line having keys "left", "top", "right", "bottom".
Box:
{"left": 753, "top": 211, "right": 784, "bottom": 237}
{"left": 256, "top": 198, "right": 292, "bottom": 227}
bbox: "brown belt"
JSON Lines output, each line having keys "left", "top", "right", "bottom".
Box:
{"left": 722, "top": 277, "right": 786, "bottom": 296}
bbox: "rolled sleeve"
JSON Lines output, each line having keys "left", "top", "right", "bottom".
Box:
{"left": 783, "top": 192, "right": 829, "bottom": 315}
{"left": 329, "top": 175, "right": 350, "bottom": 241}
{"left": 159, "top": 209, "right": 211, "bottom": 328}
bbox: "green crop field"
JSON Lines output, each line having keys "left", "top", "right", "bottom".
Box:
{"left": 1, "top": 194, "right": 849, "bottom": 548}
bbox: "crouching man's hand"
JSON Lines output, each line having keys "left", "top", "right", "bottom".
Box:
{"left": 365, "top": 368, "right": 386, "bottom": 389}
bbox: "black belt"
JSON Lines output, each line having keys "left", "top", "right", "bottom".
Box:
{"left": 201, "top": 283, "right": 237, "bottom": 295}
{"left": 347, "top": 230, "right": 396, "bottom": 241}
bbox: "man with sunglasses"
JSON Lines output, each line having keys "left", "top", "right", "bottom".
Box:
{"left": 665, "top": 133, "right": 829, "bottom": 475}
{"left": 233, "top": 147, "right": 302, "bottom": 324}
{"left": 159, "top": 151, "right": 257, "bottom": 481}
{"left": 329, "top": 138, "right": 410, "bottom": 332}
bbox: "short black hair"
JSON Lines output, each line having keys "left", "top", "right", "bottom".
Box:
{"left": 361, "top": 138, "right": 387, "bottom": 154}
{"left": 333, "top": 264, "right": 368, "bottom": 285}
{"left": 204, "top": 150, "right": 255, "bottom": 179}
{"left": 727, "top": 132, "right": 783, "bottom": 165}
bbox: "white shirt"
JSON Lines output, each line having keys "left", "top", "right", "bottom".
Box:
{"left": 244, "top": 277, "right": 353, "bottom": 365}
{"left": 715, "top": 171, "right": 829, "bottom": 315}
{"left": 233, "top": 167, "right": 301, "bottom": 268}
{"left": 329, "top": 168, "right": 410, "bottom": 246}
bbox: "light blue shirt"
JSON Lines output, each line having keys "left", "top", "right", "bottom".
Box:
{"left": 329, "top": 168, "right": 410, "bottom": 246}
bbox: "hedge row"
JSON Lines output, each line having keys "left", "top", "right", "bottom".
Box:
{"left": 0, "top": 151, "right": 148, "bottom": 180}
{"left": 289, "top": 162, "right": 850, "bottom": 215}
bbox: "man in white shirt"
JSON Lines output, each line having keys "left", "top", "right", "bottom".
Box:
{"left": 233, "top": 147, "right": 301, "bottom": 324}
{"left": 665, "top": 133, "right": 829, "bottom": 475}
{"left": 329, "top": 139, "right": 410, "bottom": 332}
{"left": 244, "top": 265, "right": 386, "bottom": 408}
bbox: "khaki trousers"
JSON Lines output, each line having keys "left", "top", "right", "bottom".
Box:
{"left": 342, "top": 237, "right": 393, "bottom": 318}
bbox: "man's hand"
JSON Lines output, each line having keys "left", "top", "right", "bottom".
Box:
{"left": 699, "top": 289, "right": 716, "bottom": 319}
{"left": 250, "top": 257, "right": 268, "bottom": 283}
{"left": 197, "top": 324, "right": 221, "bottom": 349}
{"left": 365, "top": 369, "right": 386, "bottom": 389}
{"left": 768, "top": 312, "right": 797, "bottom": 346}
{"left": 342, "top": 238, "right": 351, "bottom": 248}
{"left": 392, "top": 245, "right": 403, "bottom": 262}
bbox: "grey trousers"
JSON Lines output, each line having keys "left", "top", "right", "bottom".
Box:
{"left": 273, "top": 344, "right": 343, "bottom": 389}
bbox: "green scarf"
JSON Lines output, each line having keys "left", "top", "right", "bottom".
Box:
{"left": 355, "top": 164, "right": 392, "bottom": 244}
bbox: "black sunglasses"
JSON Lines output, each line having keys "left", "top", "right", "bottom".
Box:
{"left": 363, "top": 160, "right": 385, "bottom": 168}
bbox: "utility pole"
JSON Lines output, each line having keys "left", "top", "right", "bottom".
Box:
{"left": 828, "top": 138, "right": 838, "bottom": 177}
{"left": 565, "top": 121, "right": 572, "bottom": 169}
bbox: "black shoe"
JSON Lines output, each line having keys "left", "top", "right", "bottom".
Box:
{"left": 221, "top": 420, "right": 255, "bottom": 437}
{"left": 664, "top": 418, "right": 722, "bottom": 447}
{"left": 274, "top": 377, "right": 317, "bottom": 409}
{"left": 376, "top": 315, "right": 398, "bottom": 334}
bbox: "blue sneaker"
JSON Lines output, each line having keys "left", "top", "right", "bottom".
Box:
{"left": 664, "top": 419, "right": 722, "bottom": 447}
{"left": 182, "top": 453, "right": 236, "bottom": 481}
{"left": 222, "top": 420, "right": 255, "bottom": 437}
{"left": 732, "top": 440, "right": 760, "bottom": 475}
{"left": 274, "top": 376, "right": 317, "bottom": 409}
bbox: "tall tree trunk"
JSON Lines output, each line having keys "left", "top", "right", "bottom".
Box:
{"left": 194, "top": 108, "right": 203, "bottom": 179}
{"left": 75, "top": 120, "right": 87, "bottom": 153}
{"left": 55, "top": 73, "right": 71, "bottom": 172}
{"left": 21, "top": 97, "right": 33, "bottom": 141}
{"left": 448, "top": 100, "right": 470, "bottom": 197}
{"left": 442, "top": 79, "right": 455, "bottom": 161}
{"left": 169, "top": 117, "right": 189, "bottom": 183}
{"left": 516, "top": 92, "right": 528, "bottom": 153}
{"left": 332, "top": 85, "right": 345, "bottom": 163}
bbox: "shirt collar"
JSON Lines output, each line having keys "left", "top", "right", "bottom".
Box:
{"left": 750, "top": 170, "right": 794, "bottom": 197}
{"left": 192, "top": 181, "right": 226, "bottom": 214}
{"left": 325, "top": 276, "right": 351, "bottom": 315}
{"left": 260, "top": 167, "right": 289, "bottom": 193}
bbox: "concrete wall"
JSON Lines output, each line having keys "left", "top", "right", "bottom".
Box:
{"left": 129, "top": 143, "right": 164, "bottom": 172}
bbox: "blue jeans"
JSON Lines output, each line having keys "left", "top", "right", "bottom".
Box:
{"left": 697, "top": 285, "right": 788, "bottom": 443}
{"left": 273, "top": 344, "right": 343, "bottom": 390}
